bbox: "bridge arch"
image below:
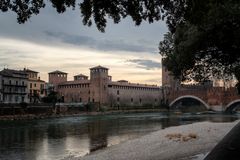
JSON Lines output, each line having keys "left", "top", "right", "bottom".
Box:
{"left": 225, "top": 99, "right": 240, "bottom": 113}
{"left": 169, "top": 95, "right": 210, "bottom": 110}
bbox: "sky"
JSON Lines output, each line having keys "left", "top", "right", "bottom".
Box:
{"left": 0, "top": 3, "right": 168, "bottom": 85}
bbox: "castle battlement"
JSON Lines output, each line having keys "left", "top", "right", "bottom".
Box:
{"left": 51, "top": 65, "right": 162, "bottom": 107}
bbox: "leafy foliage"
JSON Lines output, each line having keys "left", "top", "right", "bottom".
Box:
{"left": 0, "top": 0, "right": 45, "bottom": 23}
{"left": 159, "top": 0, "right": 240, "bottom": 86}
{"left": 1, "top": 0, "right": 240, "bottom": 88}
{"left": 0, "top": 0, "right": 178, "bottom": 32}
{"left": 41, "top": 91, "right": 58, "bottom": 104}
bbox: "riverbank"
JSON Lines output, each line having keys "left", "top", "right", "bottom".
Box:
{"left": 0, "top": 108, "right": 168, "bottom": 121}
{"left": 75, "top": 120, "right": 239, "bottom": 160}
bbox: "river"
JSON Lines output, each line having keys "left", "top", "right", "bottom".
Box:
{"left": 0, "top": 112, "right": 239, "bottom": 160}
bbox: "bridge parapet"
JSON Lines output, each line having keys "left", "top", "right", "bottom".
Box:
{"left": 165, "top": 86, "right": 240, "bottom": 112}
{"left": 167, "top": 87, "right": 209, "bottom": 104}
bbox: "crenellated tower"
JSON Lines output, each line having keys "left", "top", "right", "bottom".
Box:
{"left": 162, "top": 58, "right": 180, "bottom": 89}
{"left": 48, "top": 70, "right": 67, "bottom": 90}
{"left": 89, "top": 66, "right": 109, "bottom": 107}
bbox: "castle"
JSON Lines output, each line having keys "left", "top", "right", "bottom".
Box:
{"left": 50, "top": 66, "right": 162, "bottom": 108}
{"left": 1, "top": 64, "right": 239, "bottom": 112}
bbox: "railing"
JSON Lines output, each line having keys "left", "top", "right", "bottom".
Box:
{"left": 3, "top": 84, "right": 27, "bottom": 87}
{"left": 2, "top": 92, "right": 27, "bottom": 95}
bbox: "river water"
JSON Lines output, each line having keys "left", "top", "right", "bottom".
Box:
{"left": 0, "top": 112, "right": 239, "bottom": 160}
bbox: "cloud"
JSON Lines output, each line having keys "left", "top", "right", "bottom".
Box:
{"left": 0, "top": 6, "right": 166, "bottom": 85}
{"left": 44, "top": 31, "right": 156, "bottom": 53}
{"left": 145, "top": 78, "right": 162, "bottom": 84}
{"left": 127, "top": 59, "right": 161, "bottom": 70}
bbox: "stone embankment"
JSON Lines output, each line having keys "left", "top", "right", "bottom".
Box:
{"left": 0, "top": 107, "right": 167, "bottom": 121}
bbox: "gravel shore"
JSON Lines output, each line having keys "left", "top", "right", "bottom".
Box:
{"left": 75, "top": 120, "right": 239, "bottom": 160}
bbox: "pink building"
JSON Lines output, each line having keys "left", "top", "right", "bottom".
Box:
{"left": 50, "top": 66, "right": 162, "bottom": 108}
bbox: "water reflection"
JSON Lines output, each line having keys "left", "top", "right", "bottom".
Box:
{"left": 0, "top": 112, "right": 239, "bottom": 160}
{"left": 88, "top": 120, "right": 108, "bottom": 152}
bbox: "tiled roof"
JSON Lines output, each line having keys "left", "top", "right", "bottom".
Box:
{"left": 23, "top": 68, "right": 39, "bottom": 73}
{"left": 58, "top": 80, "right": 90, "bottom": 85}
{"left": 0, "top": 69, "right": 28, "bottom": 77}
{"left": 118, "top": 80, "right": 128, "bottom": 83}
{"left": 109, "top": 81, "right": 160, "bottom": 88}
{"left": 74, "top": 74, "right": 88, "bottom": 77}
{"left": 90, "top": 65, "right": 108, "bottom": 70}
{"left": 48, "top": 70, "right": 67, "bottom": 74}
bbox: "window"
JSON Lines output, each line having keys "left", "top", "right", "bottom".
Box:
{"left": 15, "top": 96, "right": 18, "bottom": 102}
{"left": 9, "top": 80, "right": 11, "bottom": 85}
{"left": 34, "top": 83, "right": 36, "bottom": 87}
{"left": 16, "top": 81, "right": 18, "bottom": 85}
{"left": 9, "top": 95, "right": 12, "bottom": 102}
{"left": 80, "top": 98, "right": 82, "bottom": 102}
{"left": 2, "top": 79, "right": 4, "bottom": 85}
{"left": 117, "top": 97, "right": 120, "bottom": 102}
{"left": 22, "top": 81, "right": 24, "bottom": 86}
{"left": 30, "top": 83, "right": 32, "bottom": 88}
{"left": 131, "top": 98, "right": 133, "bottom": 102}
{"left": 117, "top": 90, "right": 119, "bottom": 95}
{"left": 21, "top": 96, "right": 24, "bottom": 102}
{"left": 139, "top": 98, "right": 142, "bottom": 103}
{"left": 92, "top": 98, "right": 95, "bottom": 102}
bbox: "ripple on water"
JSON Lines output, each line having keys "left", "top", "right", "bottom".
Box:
{"left": 0, "top": 112, "right": 238, "bottom": 160}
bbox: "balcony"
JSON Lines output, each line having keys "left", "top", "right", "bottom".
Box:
{"left": 2, "top": 91, "right": 27, "bottom": 95}
{"left": 3, "top": 84, "right": 27, "bottom": 87}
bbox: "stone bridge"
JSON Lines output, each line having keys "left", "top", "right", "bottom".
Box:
{"left": 164, "top": 86, "right": 240, "bottom": 112}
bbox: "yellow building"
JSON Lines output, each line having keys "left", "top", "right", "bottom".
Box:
{"left": 24, "top": 68, "right": 46, "bottom": 103}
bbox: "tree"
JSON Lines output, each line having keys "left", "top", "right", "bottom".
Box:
{"left": 0, "top": 0, "right": 178, "bottom": 32}
{"left": 41, "top": 91, "right": 58, "bottom": 104}
{"left": 1, "top": 0, "right": 240, "bottom": 88}
{"left": 159, "top": 0, "right": 240, "bottom": 89}
{"left": 32, "top": 91, "right": 40, "bottom": 103}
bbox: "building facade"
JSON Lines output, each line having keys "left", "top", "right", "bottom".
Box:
{"left": 161, "top": 60, "right": 180, "bottom": 89}
{"left": 0, "top": 69, "right": 28, "bottom": 103}
{"left": 108, "top": 81, "right": 162, "bottom": 108}
{"left": 24, "top": 68, "right": 46, "bottom": 103}
{"left": 54, "top": 66, "right": 162, "bottom": 108}
{"left": 0, "top": 74, "right": 2, "bottom": 102}
{"left": 48, "top": 70, "right": 68, "bottom": 90}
